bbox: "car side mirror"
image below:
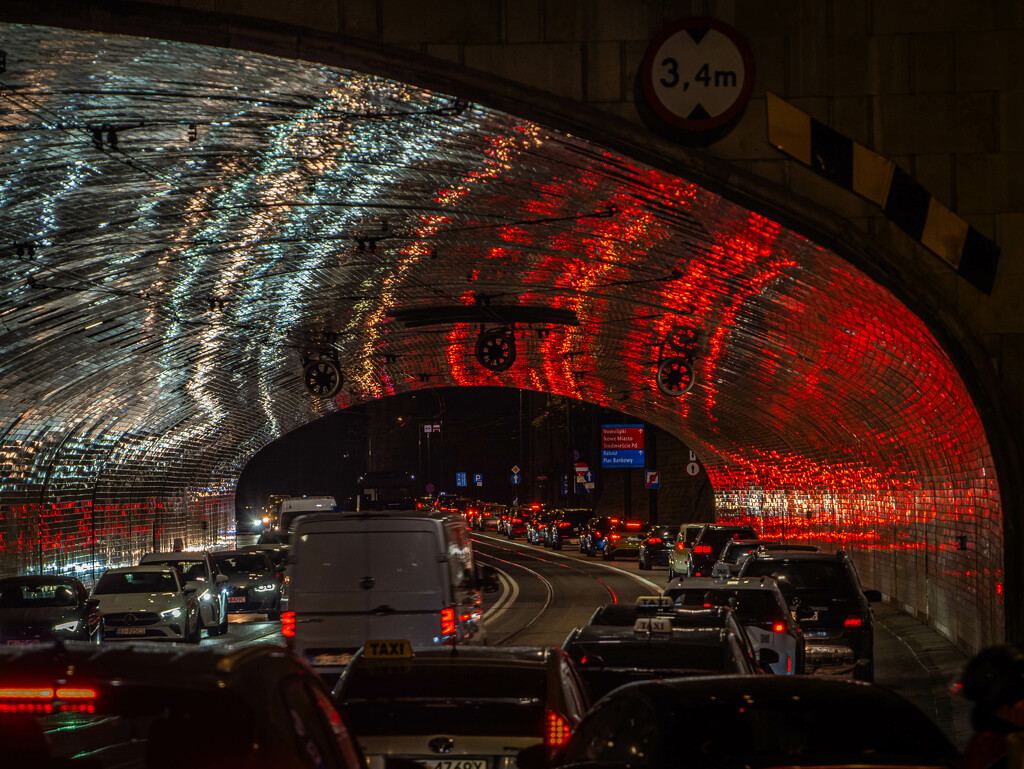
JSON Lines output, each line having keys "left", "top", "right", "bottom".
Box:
{"left": 864, "top": 589, "right": 882, "bottom": 603}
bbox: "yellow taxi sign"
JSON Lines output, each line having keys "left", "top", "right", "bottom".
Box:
{"left": 363, "top": 640, "right": 414, "bottom": 659}
{"left": 635, "top": 595, "right": 674, "bottom": 613}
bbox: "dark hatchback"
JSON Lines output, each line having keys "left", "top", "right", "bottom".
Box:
{"left": 524, "top": 675, "right": 958, "bottom": 769}
{"left": 580, "top": 516, "right": 619, "bottom": 556}
{"left": 638, "top": 525, "right": 676, "bottom": 570}
{"left": 739, "top": 550, "right": 881, "bottom": 680}
{"left": 686, "top": 524, "right": 758, "bottom": 577}
{"left": 0, "top": 576, "right": 102, "bottom": 645}
{"left": 213, "top": 549, "right": 284, "bottom": 620}
{"left": 0, "top": 642, "right": 366, "bottom": 769}
{"left": 544, "top": 508, "right": 593, "bottom": 550}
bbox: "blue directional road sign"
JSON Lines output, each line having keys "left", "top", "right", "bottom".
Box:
{"left": 575, "top": 470, "right": 594, "bottom": 493}
{"left": 511, "top": 473, "right": 521, "bottom": 485}
{"left": 474, "top": 473, "right": 483, "bottom": 486}
{"left": 456, "top": 472, "right": 467, "bottom": 487}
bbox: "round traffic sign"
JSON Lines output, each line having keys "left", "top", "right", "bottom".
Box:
{"left": 638, "top": 17, "right": 755, "bottom": 143}
{"left": 511, "top": 473, "right": 521, "bottom": 485}
{"left": 425, "top": 483, "right": 435, "bottom": 494}
{"left": 574, "top": 462, "right": 589, "bottom": 475}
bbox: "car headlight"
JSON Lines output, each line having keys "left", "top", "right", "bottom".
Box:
{"left": 53, "top": 620, "right": 79, "bottom": 633}
{"left": 199, "top": 589, "right": 211, "bottom": 601}
{"left": 160, "top": 607, "right": 182, "bottom": 619}
{"left": 255, "top": 584, "right": 276, "bottom": 592}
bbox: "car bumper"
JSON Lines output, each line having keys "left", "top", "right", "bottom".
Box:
{"left": 804, "top": 643, "right": 859, "bottom": 675}
{"left": 226, "top": 590, "right": 280, "bottom": 613}
{"left": 103, "top": 623, "right": 186, "bottom": 641}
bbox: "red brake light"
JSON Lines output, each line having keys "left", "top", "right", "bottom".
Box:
{"left": 625, "top": 522, "right": 641, "bottom": 529}
{"left": 513, "top": 518, "right": 522, "bottom": 523}
{"left": 648, "top": 537, "right": 662, "bottom": 545}
{"left": 0, "top": 687, "right": 97, "bottom": 714}
{"left": 610, "top": 533, "right": 621, "bottom": 541}
{"left": 56, "top": 688, "right": 97, "bottom": 699}
{"left": 844, "top": 616, "right": 863, "bottom": 628}
{"left": 772, "top": 622, "right": 786, "bottom": 633}
{"left": 609, "top": 518, "right": 620, "bottom": 524}
{"left": 676, "top": 542, "right": 685, "bottom": 551}
{"left": 595, "top": 531, "right": 602, "bottom": 538}
{"left": 281, "top": 610, "right": 296, "bottom": 638}
{"left": 441, "top": 607, "right": 456, "bottom": 636}
{"left": 694, "top": 544, "right": 712, "bottom": 554}
{"left": 545, "top": 710, "right": 572, "bottom": 747}
{"left": 559, "top": 522, "right": 571, "bottom": 528}
{"left": 0, "top": 688, "right": 53, "bottom": 699}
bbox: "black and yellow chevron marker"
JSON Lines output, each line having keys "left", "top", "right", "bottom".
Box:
{"left": 766, "top": 93, "right": 999, "bottom": 295}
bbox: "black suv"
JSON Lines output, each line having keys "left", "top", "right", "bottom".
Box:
{"left": 638, "top": 525, "right": 677, "bottom": 570}
{"left": 738, "top": 549, "right": 881, "bottom": 681}
{"left": 686, "top": 524, "right": 758, "bottom": 577}
{"left": 544, "top": 508, "right": 593, "bottom": 550}
{"left": 580, "top": 516, "right": 619, "bottom": 556}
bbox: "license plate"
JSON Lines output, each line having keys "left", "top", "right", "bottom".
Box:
{"left": 116, "top": 627, "right": 146, "bottom": 636}
{"left": 312, "top": 652, "right": 352, "bottom": 666}
{"left": 228, "top": 596, "right": 246, "bottom": 603}
{"left": 419, "top": 761, "right": 488, "bottom": 769}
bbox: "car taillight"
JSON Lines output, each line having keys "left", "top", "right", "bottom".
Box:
{"left": 625, "top": 521, "right": 642, "bottom": 529}
{"left": 0, "top": 686, "right": 97, "bottom": 714}
{"left": 281, "top": 610, "right": 296, "bottom": 638}
{"left": 844, "top": 616, "right": 863, "bottom": 628}
{"left": 647, "top": 537, "right": 662, "bottom": 544}
{"left": 694, "top": 544, "right": 712, "bottom": 554}
{"left": 773, "top": 622, "right": 786, "bottom": 633}
{"left": 513, "top": 518, "right": 522, "bottom": 523}
{"left": 559, "top": 522, "right": 571, "bottom": 528}
{"left": 595, "top": 531, "right": 602, "bottom": 538}
{"left": 441, "top": 607, "right": 456, "bottom": 636}
{"left": 610, "top": 533, "right": 621, "bottom": 541}
{"left": 546, "top": 710, "right": 572, "bottom": 747}
{"left": 676, "top": 541, "right": 685, "bottom": 551}
{"left": 609, "top": 518, "right": 620, "bottom": 524}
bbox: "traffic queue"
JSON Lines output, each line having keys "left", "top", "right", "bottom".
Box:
{"left": 0, "top": 497, "right": 975, "bottom": 768}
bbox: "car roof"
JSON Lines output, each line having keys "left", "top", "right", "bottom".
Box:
{"left": 0, "top": 575, "right": 82, "bottom": 586}
{"left": 140, "top": 551, "right": 208, "bottom": 561}
{"left": 570, "top": 626, "right": 738, "bottom": 644}
{"left": 746, "top": 550, "right": 847, "bottom": 562}
{"left": 399, "top": 646, "right": 557, "bottom": 665}
{"left": 667, "top": 577, "right": 783, "bottom": 592}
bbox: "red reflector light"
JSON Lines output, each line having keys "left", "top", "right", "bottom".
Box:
{"left": 844, "top": 616, "right": 863, "bottom": 628}
{"left": 441, "top": 607, "right": 456, "bottom": 636}
{"left": 625, "top": 522, "right": 641, "bottom": 529}
{"left": 694, "top": 545, "right": 712, "bottom": 554}
{"left": 772, "top": 622, "right": 786, "bottom": 633}
{"left": 647, "top": 537, "right": 662, "bottom": 545}
{"left": 281, "top": 611, "right": 296, "bottom": 638}
{"left": 546, "top": 710, "right": 572, "bottom": 747}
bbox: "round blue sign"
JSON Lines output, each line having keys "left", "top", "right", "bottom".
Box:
{"left": 425, "top": 483, "right": 435, "bottom": 494}
{"left": 511, "top": 473, "right": 521, "bottom": 485}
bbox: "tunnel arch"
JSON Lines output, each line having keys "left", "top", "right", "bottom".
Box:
{"left": 0, "top": 22, "right": 1012, "bottom": 653}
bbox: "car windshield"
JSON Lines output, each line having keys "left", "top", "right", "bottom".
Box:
{"left": 660, "top": 689, "right": 957, "bottom": 766}
{"left": 0, "top": 582, "right": 78, "bottom": 607}
{"left": 672, "top": 588, "right": 788, "bottom": 624}
{"left": 215, "top": 554, "right": 270, "bottom": 574}
{"left": 94, "top": 571, "right": 178, "bottom": 595}
{"left": 145, "top": 559, "right": 208, "bottom": 582}
{"left": 742, "top": 560, "right": 859, "bottom": 603}
{"left": 722, "top": 543, "right": 761, "bottom": 563}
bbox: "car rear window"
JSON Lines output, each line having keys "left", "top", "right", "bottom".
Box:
{"left": 566, "top": 641, "right": 745, "bottom": 674}
{"left": 697, "top": 527, "right": 757, "bottom": 553}
{"left": 672, "top": 588, "right": 788, "bottom": 624}
{"left": 215, "top": 554, "right": 271, "bottom": 574}
{"left": 742, "top": 560, "right": 859, "bottom": 603}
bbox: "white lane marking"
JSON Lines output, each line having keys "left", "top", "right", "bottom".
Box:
{"left": 482, "top": 566, "right": 517, "bottom": 622}
{"left": 475, "top": 549, "right": 554, "bottom": 645}
{"left": 474, "top": 532, "right": 665, "bottom": 594}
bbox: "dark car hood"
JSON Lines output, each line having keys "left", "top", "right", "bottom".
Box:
{"left": 0, "top": 606, "right": 79, "bottom": 626}
{"left": 225, "top": 573, "right": 272, "bottom": 587}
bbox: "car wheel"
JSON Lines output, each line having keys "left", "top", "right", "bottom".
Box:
{"left": 187, "top": 613, "right": 201, "bottom": 644}
{"left": 267, "top": 607, "right": 281, "bottom": 622}
{"left": 552, "top": 537, "right": 562, "bottom": 551}
{"left": 639, "top": 554, "right": 650, "bottom": 570}
{"left": 602, "top": 548, "right": 613, "bottom": 561}
{"left": 93, "top": 620, "right": 104, "bottom": 645}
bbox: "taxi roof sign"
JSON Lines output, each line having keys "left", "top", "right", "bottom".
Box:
{"left": 363, "top": 640, "right": 414, "bottom": 659}
{"left": 634, "top": 617, "right": 673, "bottom": 638}
{"left": 635, "top": 595, "right": 674, "bottom": 614}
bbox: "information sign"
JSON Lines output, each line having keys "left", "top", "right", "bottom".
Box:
{"left": 601, "top": 424, "right": 645, "bottom": 468}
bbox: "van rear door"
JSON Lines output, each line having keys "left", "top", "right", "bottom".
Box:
{"left": 291, "top": 524, "right": 448, "bottom": 667}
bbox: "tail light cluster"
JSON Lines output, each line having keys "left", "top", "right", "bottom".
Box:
{"left": 0, "top": 686, "right": 97, "bottom": 714}
{"left": 675, "top": 541, "right": 686, "bottom": 551}
{"left": 545, "top": 709, "right": 572, "bottom": 747}
{"left": 610, "top": 533, "right": 621, "bottom": 541}
{"left": 647, "top": 537, "right": 662, "bottom": 545}
{"left": 844, "top": 616, "right": 864, "bottom": 629}
{"left": 693, "top": 544, "right": 713, "bottom": 554}
{"left": 441, "top": 607, "right": 456, "bottom": 636}
{"left": 772, "top": 622, "right": 786, "bottom": 633}
{"left": 281, "top": 610, "right": 296, "bottom": 639}
{"left": 559, "top": 522, "right": 571, "bottom": 528}
{"left": 625, "top": 521, "right": 642, "bottom": 530}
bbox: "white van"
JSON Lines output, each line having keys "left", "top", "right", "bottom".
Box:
{"left": 272, "top": 496, "right": 336, "bottom": 540}
{"left": 282, "top": 511, "right": 497, "bottom": 678}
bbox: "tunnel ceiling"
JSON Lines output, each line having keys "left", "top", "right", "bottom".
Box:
{"left": 0, "top": 24, "right": 1000, "bottom": 565}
